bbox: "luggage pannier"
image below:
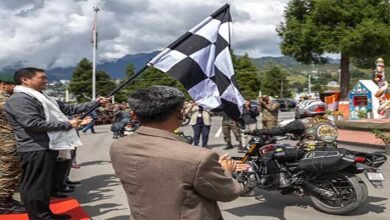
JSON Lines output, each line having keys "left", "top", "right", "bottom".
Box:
{"left": 298, "top": 149, "right": 353, "bottom": 172}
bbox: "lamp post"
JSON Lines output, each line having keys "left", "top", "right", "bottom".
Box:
{"left": 92, "top": 6, "right": 100, "bottom": 100}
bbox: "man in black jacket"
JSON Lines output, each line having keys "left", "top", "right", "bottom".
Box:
{"left": 241, "top": 100, "right": 259, "bottom": 147}
{"left": 5, "top": 68, "right": 109, "bottom": 220}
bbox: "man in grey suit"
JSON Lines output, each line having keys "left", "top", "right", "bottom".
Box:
{"left": 110, "top": 86, "right": 248, "bottom": 220}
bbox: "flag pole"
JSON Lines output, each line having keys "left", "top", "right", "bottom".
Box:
{"left": 92, "top": 6, "right": 100, "bottom": 100}
{"left": 79, "top": 65, "right": 149, "bottom": 119}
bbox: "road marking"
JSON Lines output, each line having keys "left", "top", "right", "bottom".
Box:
{"left": 215, "top": 126, "right": 222, "bottom": 138}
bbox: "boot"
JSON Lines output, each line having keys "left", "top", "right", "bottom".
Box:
{"left": 237, "top": 144, "right": 245, "bottom": 153}
{"left": 223, "top": 142, "right": 234, "bottom": 150}
{"left": 0, "top": 197, "right": 26, "bottom": 214}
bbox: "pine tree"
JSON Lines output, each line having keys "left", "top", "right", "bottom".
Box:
{"left": 277, "top": 0, "right": 390, "bottom": 100}
{"left": 69, "top": 58, "right": 115, "bottom": 102}
{"left": 233, "top": 53, "right": 261, "bottom": 99}
{"left": 261, "top": 65, "right": 291, "bottom": 98}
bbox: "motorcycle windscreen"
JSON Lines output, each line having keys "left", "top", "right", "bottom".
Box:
{"left": 298, "top": 149, "right": 353, "bottom": 173}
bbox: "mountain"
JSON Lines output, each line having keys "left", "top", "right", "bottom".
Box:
{"left": 2, "top": 52, "right": 340, "bottom": 81}
{"left": 46, "top": 51, "right": 160, "bottom": 81}
{"left": 251, "top": 56, "right": 340, "bottom": 73}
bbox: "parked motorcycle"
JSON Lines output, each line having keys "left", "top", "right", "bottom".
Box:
{"left": 233, "top": 134, "right": 387, "bottom": 215}
{"left": 111, "top": 118, "right": 140, "bottom": 139}
{"left": 174, "top": 129, "right": 193, "bottom": 144}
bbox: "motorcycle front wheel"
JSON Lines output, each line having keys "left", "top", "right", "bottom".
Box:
{"left": 310, "top": 172, "right": 368, "bottom": 215}
{"left": 235, "top": 171, "right": 256, "bottom": 196}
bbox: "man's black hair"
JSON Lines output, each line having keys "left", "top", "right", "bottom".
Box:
{"left": 14, "top": 67, "right": 45, "bottom": 85}
{"left": 128, "top": 85, "right": 185, "bottom": 123}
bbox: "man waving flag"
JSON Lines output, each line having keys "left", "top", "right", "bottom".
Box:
{"left": 148, "top": 4, "right": 245, "bottom": 120}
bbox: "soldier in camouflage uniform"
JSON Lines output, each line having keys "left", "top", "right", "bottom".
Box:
{"left": 259, "top": 95, "right": 280, "bottom": 129}
{"left": 221, "top": 113, "right": 243, "bottom": 151}
{"left": 0, "top": 73, "right": 25, "bottom": 213}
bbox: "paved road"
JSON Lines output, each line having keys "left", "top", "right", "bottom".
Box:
{"left": 70, "top": 112, "right": 389, "bottom": 220}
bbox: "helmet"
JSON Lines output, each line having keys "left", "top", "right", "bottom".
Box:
{"left": 295, "top": 100, "right": 326, "bottom": 119}
{"left": 376, "top": 58, "right": 384, "bottom": 64}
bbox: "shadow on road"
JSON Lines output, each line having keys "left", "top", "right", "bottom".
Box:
{"left": 349, "top": 196, "right": 387, "bottom": 215}
{"left": 206, "top": 144, "right": 223, "bottom": 149}
{"left": 70, "top": 174, "right": 126, "bottom": 218}
{"left": 224, "top": 190, "right": 311, "bottom": 220}
{"left": 225, "top": 190, "right": 387, "bottom": 219}
{"left": 106, "top": 215, "right": 131, "bottom": 220}
{"left": 79, "top": 160, "right": 112, "bottom": 167}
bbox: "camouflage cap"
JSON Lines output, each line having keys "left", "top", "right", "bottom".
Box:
{"left": 0, "top": 72, "right": 15, "bottom": 84}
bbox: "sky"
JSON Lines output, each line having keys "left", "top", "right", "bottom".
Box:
{"left": 0, "top": 0, "right": 290, "bottom": 69}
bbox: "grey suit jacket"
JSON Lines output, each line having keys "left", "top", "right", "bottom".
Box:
{"left": 110, "top": 126, "right": 242, "bottom": 220}
{"left": 6, "top": 92, "right": 97, "bottom": 152}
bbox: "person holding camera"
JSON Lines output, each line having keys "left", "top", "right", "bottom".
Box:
{"left": 241, "top": 100, "right": 259, "bottom": 146}
{"left": 186, "top": 101, "right": 212, "bottom": 148}
{"left": 259, "top": 95, "right": 280, "bottom": 129}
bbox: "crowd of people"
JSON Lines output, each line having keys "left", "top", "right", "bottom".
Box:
{"left": 182, "top": 95, "right": 281, "bottom": 152}
{"left": 0, "top": 68, "right": 287, "bottom": 220}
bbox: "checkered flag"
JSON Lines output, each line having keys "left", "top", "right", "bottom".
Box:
{"left": 148, "top": 4, "right": 244, "bottom": 120}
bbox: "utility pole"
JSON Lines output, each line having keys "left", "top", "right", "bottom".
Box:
{"left": 92, "top": 6, "right": 100, "bottom": 100}
{"left": 280, "top": 79, "right": 284, "bottom": 98}
{"left": 308, "top": 74, "right": 312, "bottom": 94}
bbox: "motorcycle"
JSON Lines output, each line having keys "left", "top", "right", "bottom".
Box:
{"left": 111, "top": 118, "right": 140, "bottom": 139}
{"left": 174, "top": 129, "right": 193, "bottom": 144}
{"left": 233, "top": 134, "right": 387, "bottom": 215}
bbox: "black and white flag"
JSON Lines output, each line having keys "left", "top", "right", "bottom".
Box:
{"left": 148, "top": 4, "right": 244, "bottom": 120}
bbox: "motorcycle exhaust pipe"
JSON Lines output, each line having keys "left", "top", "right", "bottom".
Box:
{"left": 302, "top": 180, "right": 335, "bottom": 198}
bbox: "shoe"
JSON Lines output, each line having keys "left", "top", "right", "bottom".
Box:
{"left": 237, "top": 145, "right": 245, "bottom": 153}
{"left": 0, "top": 199, "right": 26, "bottom": 214}
{"left": 51, "top": 192, "right": 68, "bottom": 198}
{"left": 223, "top": 143, "right": 234, "bottom": 150}
{"left": 63, "top": 184, "right": 76, "bottom": 190}
{"left": 66, "top": 180, "right": 81, "bottom": 185}
{"left": 59, "top": 185, "right": 75, "bottom": 193}
{"left": 51, "top": 213, "right": 72, "bottom": 220}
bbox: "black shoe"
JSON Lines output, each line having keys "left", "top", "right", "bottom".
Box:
{"left": 0, "top": 202, "right": 26, "bottom": 214}
{"left": 66, "top": 180, "right": 81, "bottom": 185}
{"left": 223, "top": 143, "right": 234, "bottom": 150}
{"left": 51, "top": 213, "right": 72, "bottom": 220}
{"left": 51, "top": 192, "right": 68, "bottom": 198}
{"left": 237, "top": 147, "right": 245, "bottom": 153}
{"left": 59, "top": 185, "right": 75, "bottom": 193}
{"left": 63, "top": 184, "right": 76, "bottom": 189}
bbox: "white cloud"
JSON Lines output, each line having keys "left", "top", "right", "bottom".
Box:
{"left": 0, "top": 0, "right": 289, "bottom": 69}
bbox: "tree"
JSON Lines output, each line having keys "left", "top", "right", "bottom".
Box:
{"left": 310, "top": 72, "right": 338, "bottom": 93}
{"left": 114, "top": 64, "right": 136, "bottom": 102}
{"left": 232, "top": 53, "right": 261, "bottom": 99}
{"left": 69, "top": 58, "right": 115, "bottom": 102}
{"left": 125, "top": 64, "right": 135, "bottom": 78}
{"left": 261, "top": 65, "right": 291, "bottom": 98}
{"left": 277, "top": 0, "right": 390, "bottom": 100}
{"left": 115, "top": 51, "right": 259, "bottom": 102}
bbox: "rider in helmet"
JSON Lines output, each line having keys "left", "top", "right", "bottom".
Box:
{"left": 247, "top": 100, "right": 338, "bottom": 149}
